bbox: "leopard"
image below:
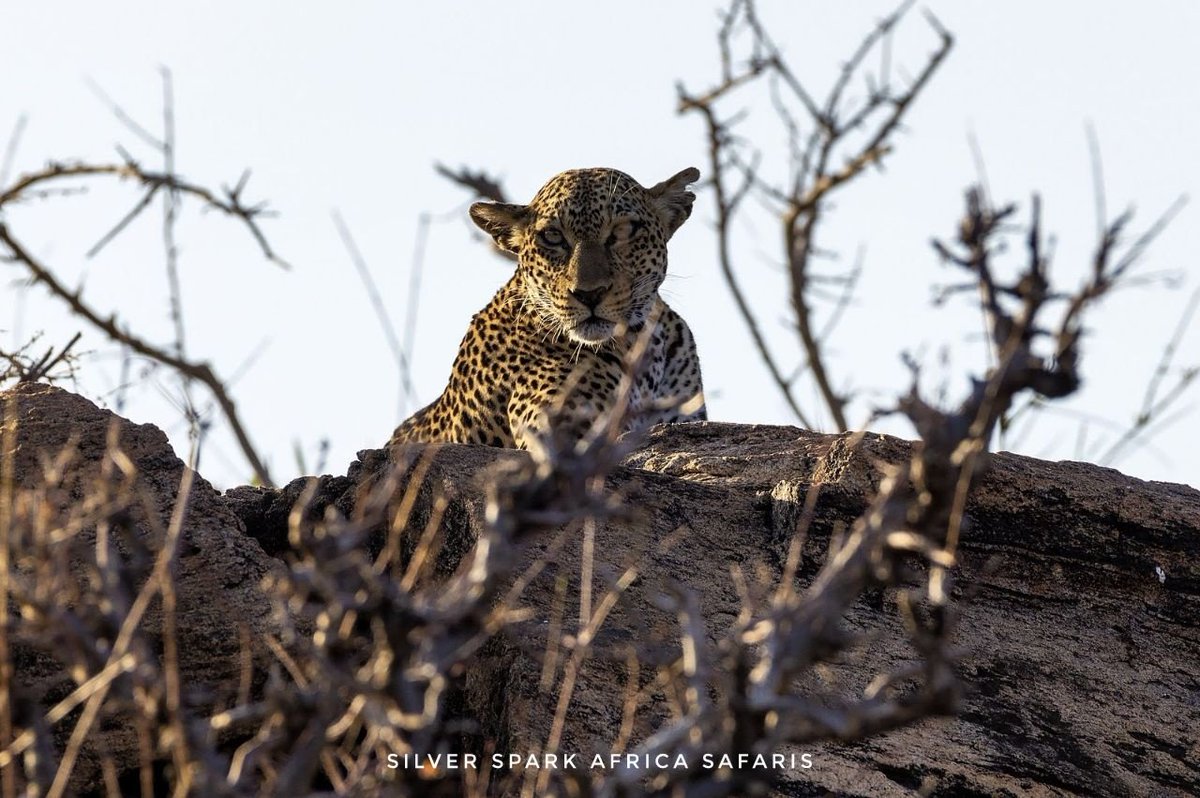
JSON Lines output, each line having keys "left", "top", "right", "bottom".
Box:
{"left": 388, "top": 166, "right": 706, "bottom": 451}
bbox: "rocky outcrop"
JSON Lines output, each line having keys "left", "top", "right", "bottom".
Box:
{"left": 229, "top": 423, "right": 1200, "bottom": 796}
{"left": 4, "top": 383, "right": 1198, "bottom": 796}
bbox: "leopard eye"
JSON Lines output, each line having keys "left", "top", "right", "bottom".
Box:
{"left": 605, "top": 220, "right": 641, "bottom": 249}
{"left": 538, "top": 227, "right": 565, "bottom": 247}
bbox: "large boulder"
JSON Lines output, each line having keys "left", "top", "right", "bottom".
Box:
{"left": 5, "top": 383, "right": 1197, "bottom": 796}
{"left": 228, "top": 422, "right": 1200, "bottom": 796}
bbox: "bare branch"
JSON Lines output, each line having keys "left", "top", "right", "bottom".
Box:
{"left": 433, "top": 162, "right": 509, "bottom": 204}
{"left": 0, "top": 160, "right": 290, "bottom": 269}
{"left": 84, "top": 77, "right": 166, "bottom": 151}
{"left": 1101, "top": 285, "right": 1200, "bottom": 465}
{"left": 84, "top": 183, "right": 162, "bottom": 258}
{"left": 0, "top": 332, "right": 83, "bottom": 385}
{"left": 679, "top": 0, "right": 954, "bottom": 431}
{"left": 0, "top": 226, "right": 274, "bottom": 486}
{"left": 678, "top": 95, "right": 814, "bottom": 427}
{"left": 332, "top": 210, "right": 418, "bottom": 417}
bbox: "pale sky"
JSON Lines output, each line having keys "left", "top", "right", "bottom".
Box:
{"left": 3, "top": 1, "right": 1198, "bottom": 489}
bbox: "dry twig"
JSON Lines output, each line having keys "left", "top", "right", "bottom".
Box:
{"left": 548, "top": 185, "right": 1166, "bottom": 797}
{"left": 0, "top": 332, "right": 83, "bottom": 386}
{"left": 678, "top": 0, "right": 953, "bottom": 431}
{"left": 0, "top": 226, "right": 275, "bottom": 488}
{"left": 0, "top": 84, "right": 288, "bottom": 486}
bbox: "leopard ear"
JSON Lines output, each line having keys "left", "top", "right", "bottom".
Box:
{"left": 470, "top": 202, "right": 532, "bottom": 254}
{"left": 646, "top": 167, "right": 700, "bottom": 239}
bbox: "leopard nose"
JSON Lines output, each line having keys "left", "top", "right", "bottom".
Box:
{"left": 571, "top": 286, "right": 608, "bottom": 310}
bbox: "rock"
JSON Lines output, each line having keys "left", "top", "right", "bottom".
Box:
{"left": 1, "top": 383, "right": 279, "bottom": 792}
{"left": 236, "top": 422, "right": 1200, "bottom": 796}
{"left": 6, "top": 385, "right": 1198, "bottom": 797}
{"left": 626, "top": 423, "right": 1200, "bottom": 796}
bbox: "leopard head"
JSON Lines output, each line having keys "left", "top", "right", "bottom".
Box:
{"left": 470, "top": 166, "right": 699, "bottom": 345}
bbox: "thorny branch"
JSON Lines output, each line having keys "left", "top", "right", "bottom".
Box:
{"left": 678, "top": 0, "right": 953, "bottom": 431}
{"left": 0, "top": 344, "right": 647, "bottom": 795}
{"left": 0, "top": 159, "right": 289, "bottom": 270}
{"left": 0, "top": 227, "right": 275, "bottom": 487}
{"left": 0, "top": 85, "right": 288, "bottom": 485}
{"left": 550, "top": 185, "right": 1170, "bottom": 797}
{"left": 0, "top": 333, "right": 83, "bottom": 386}
{"left": 0, "top": 425, "right": 225, "bottom": 795}
{"left": 223, "top": 332, "right": 659, "bottom": 796}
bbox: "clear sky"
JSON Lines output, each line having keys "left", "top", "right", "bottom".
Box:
{"left": 2, "top": 1, "right": 1197, "bottom": 489}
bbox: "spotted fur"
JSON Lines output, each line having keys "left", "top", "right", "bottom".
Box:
{"left": 389, "top": 167, "right": 706, "bottom": 449}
